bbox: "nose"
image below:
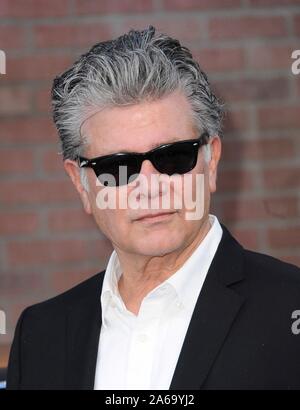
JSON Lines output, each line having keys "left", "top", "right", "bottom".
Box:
{"left": 132, "top": 159, "right": 163, "bottom": 200}
{"left": 139, "top": 159, "right": 159, "bottom": 176}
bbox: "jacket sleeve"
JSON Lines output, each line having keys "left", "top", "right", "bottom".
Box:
{"left": 6, "top": 308, "right": 28, "bottom": 390}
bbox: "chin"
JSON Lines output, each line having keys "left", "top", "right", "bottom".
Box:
{"left": 133, "top": 234, "right": 184, "bottom": 257}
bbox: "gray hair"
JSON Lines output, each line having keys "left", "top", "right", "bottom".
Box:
{"left": 51, "top": 25, "right": 224, "bottom": 165}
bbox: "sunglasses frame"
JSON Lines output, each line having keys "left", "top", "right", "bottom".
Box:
{"left": 77, "top": 131, "right": 209, "bottom": 184}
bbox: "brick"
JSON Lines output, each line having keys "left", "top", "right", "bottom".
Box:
{"left": 294, "top": 15, "right": 300, "bottom": 36}
{"left": 47, "top": 208, "right": 97, "bottom": 232}
{"left": 7, "top": 54, "right": 73, "bottom": 81}
{"left": 41, "top": 148, "right": 64, "bottom": 173}
{"left": 50, "top": 266, "right": 99, "bottom": 295}
{"left": 221, "top": 197, "right": 298, "bottom": 222}
{"left": 258, "top": 105, "right": 300, "bottom": 130}
{"left": 0, "top": 179, "right": 77, "bottom": 205}
{"left": 249, "top": 0, "right": 300, "bottom": 6}
{"left": 162, "top": 0, "right": 241, "bottom": 10}
{"left": 0, "top": 345, "right": 10, "bottom": 368}
{"left": 217, "top": 169, "right": 254, "bottom": 193}
{"left": 0, "top": 211, "right": 39, "bottom": 235}
{"left": 0, "top": 26, "right": 27, "bottom": 49}
{"left": 263, "top": 197, "right": 299, "bottom": 219}
{"left": 160, "top": 19, "right": 206, "bottom": 42}
{"left": 34, "top": 23, "right": 113, "bottom": 48}
{"left": 6, "top": 238, "right": 112, "bottom": 270}
{"left": 222, "top": 137, "right": 295, "bottom": 162}
{"left": 7, "top": 239, "right": 90, "bottom": 267}
{"left": 215, "top": 77, "right": 289, "bottom": 103}
{"left": 116, "top": 16, "right": 207, "bottom": 42}
{"left": 0, "top": 87, "right": 32, "bottom": 115}
{"left": 229, "top": 227, "right": 259, "bottom": 250}
{"left": 263, "top": 167, "right": 300, "bottom": 189}
{"left": 86, "top": 237, "right": 114, "bottom": 261}
{"left": 279, "top": 255, "right": 300, "bottom": 267}
{"left": 268, "top": 226, "right": 300, "bottom": 249}
{"left": 223, "top": 109, "right": 251, "bottom": 132}
{"left": 0, "top": 117, "right": 57, "bottom": 143}
{"left": 209, "top": 16, "right": 286, "bottom": 40}
{"left": 75, "top": 0, "right": 154, "bottom": 14}
{"left": 0, "top": 148, "right": 35, "bottom": 174}
{"left": 33, "top": 86, "right": 52, "bottom": 114}
{"left": 0, "top": 271, "right": 42, "bottom": 292}
{"left": 50, "top": 247, "right": 112, "bottom": 293}
{"left": 0, "top": 0, "right": 69, "bottom": 18}
{"left": 194, "top": 48, "right": 245, "bottom": 73}
{"left": 248, "top": 45, "right": 296, "bottom": 70}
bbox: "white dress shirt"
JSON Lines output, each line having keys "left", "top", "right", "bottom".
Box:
{"left": 94, "top": 214, "right": 223, "bottom": 390}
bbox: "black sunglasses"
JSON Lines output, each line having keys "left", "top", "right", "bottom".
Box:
{"left": 78, "top": 131, "right": 209, "bottom": 187}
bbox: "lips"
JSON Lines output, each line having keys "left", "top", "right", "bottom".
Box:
{"left": 134, "top": 211, "right": 176, "bottom": 221}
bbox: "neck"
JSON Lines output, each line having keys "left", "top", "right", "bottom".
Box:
{"left": 117, "top": 216, "right": 211, "bottom": 315}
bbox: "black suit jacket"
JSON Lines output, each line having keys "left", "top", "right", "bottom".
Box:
{"left": 6, "top": 225, "right": 300, "bottom": 390}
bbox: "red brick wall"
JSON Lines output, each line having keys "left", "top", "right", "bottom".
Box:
{"left": 0, "top": 0, "right": 300, "bottom": 365}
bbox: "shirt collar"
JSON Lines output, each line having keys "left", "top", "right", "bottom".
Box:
{"left": 101, "top": 250, "right": 123, "bottom": 326}
{"left": 165, "top": 214, "right": 222, "bottom": 310}
{"left": 101, "top": 214, "right": 223, "bottom": 326}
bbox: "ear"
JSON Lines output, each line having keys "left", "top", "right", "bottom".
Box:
{"left": 63, "top": 159, "right": 92, "bottom": 214}
{"left": 208, "top": 136, "right": 222, "bottom": 193}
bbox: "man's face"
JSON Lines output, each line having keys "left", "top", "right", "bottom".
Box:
{"left": 66, "top": 90, "right": 221, "bottom": 258}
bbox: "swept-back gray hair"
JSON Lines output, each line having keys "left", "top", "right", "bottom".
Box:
{"left": 51, "top": 25, "right": 223, "bottom": 162}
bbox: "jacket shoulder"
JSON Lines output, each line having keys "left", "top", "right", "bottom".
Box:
{"left": 23, "top": 270, "right": 105, "bottom": 318}
{"left": 243, "top": 249, "right": 300, "bottom": 283}
{"left": 240, "top": 249, "right": 300, "bottom": 305}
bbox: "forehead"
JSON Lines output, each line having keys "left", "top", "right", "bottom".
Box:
{"left": 81, "top": 90, "right": 198, "bottom": 157}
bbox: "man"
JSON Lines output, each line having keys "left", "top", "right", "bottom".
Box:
{"left": 7, "top": 26, "right": 300, "bottom": 390}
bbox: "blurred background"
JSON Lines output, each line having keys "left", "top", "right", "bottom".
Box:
{"left": 0, "top": 0, "right": 299, "bottom": 369}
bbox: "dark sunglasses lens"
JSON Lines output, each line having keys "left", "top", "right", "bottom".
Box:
{"left": 94, "top": 155, "right": 140, "bottom": 186}
{"left": 152, "top": 141, "right": 198, "bottom": 175}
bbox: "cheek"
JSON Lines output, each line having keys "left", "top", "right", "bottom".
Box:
{"left": 181, "top": 162, "right": 206, "bottom": 200}
{"left": 93, "top": 207, "right": 132, "bottom": 243}
{"left": 172, "top": 160, "right": 209, "bottom": 223}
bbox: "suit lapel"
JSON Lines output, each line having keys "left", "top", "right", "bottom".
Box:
{"left": 170, "top": 226, "right": 246, "bottom": 389}
{"left": 64, "top": 226, "right": 246, "bottom": 390}
{"left": 65, "top": 273, "right": 104, "bottom": 390}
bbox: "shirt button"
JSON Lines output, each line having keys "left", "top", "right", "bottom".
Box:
{"left": 138, "top": 334, "right": 148, "bottom": 343}
{"left": 176, "top": 301, "right": 184, "bottom": 309}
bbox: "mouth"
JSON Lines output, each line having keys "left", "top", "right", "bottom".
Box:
{"left": 134, "top": 211, "right": 177, "bottom": 223}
